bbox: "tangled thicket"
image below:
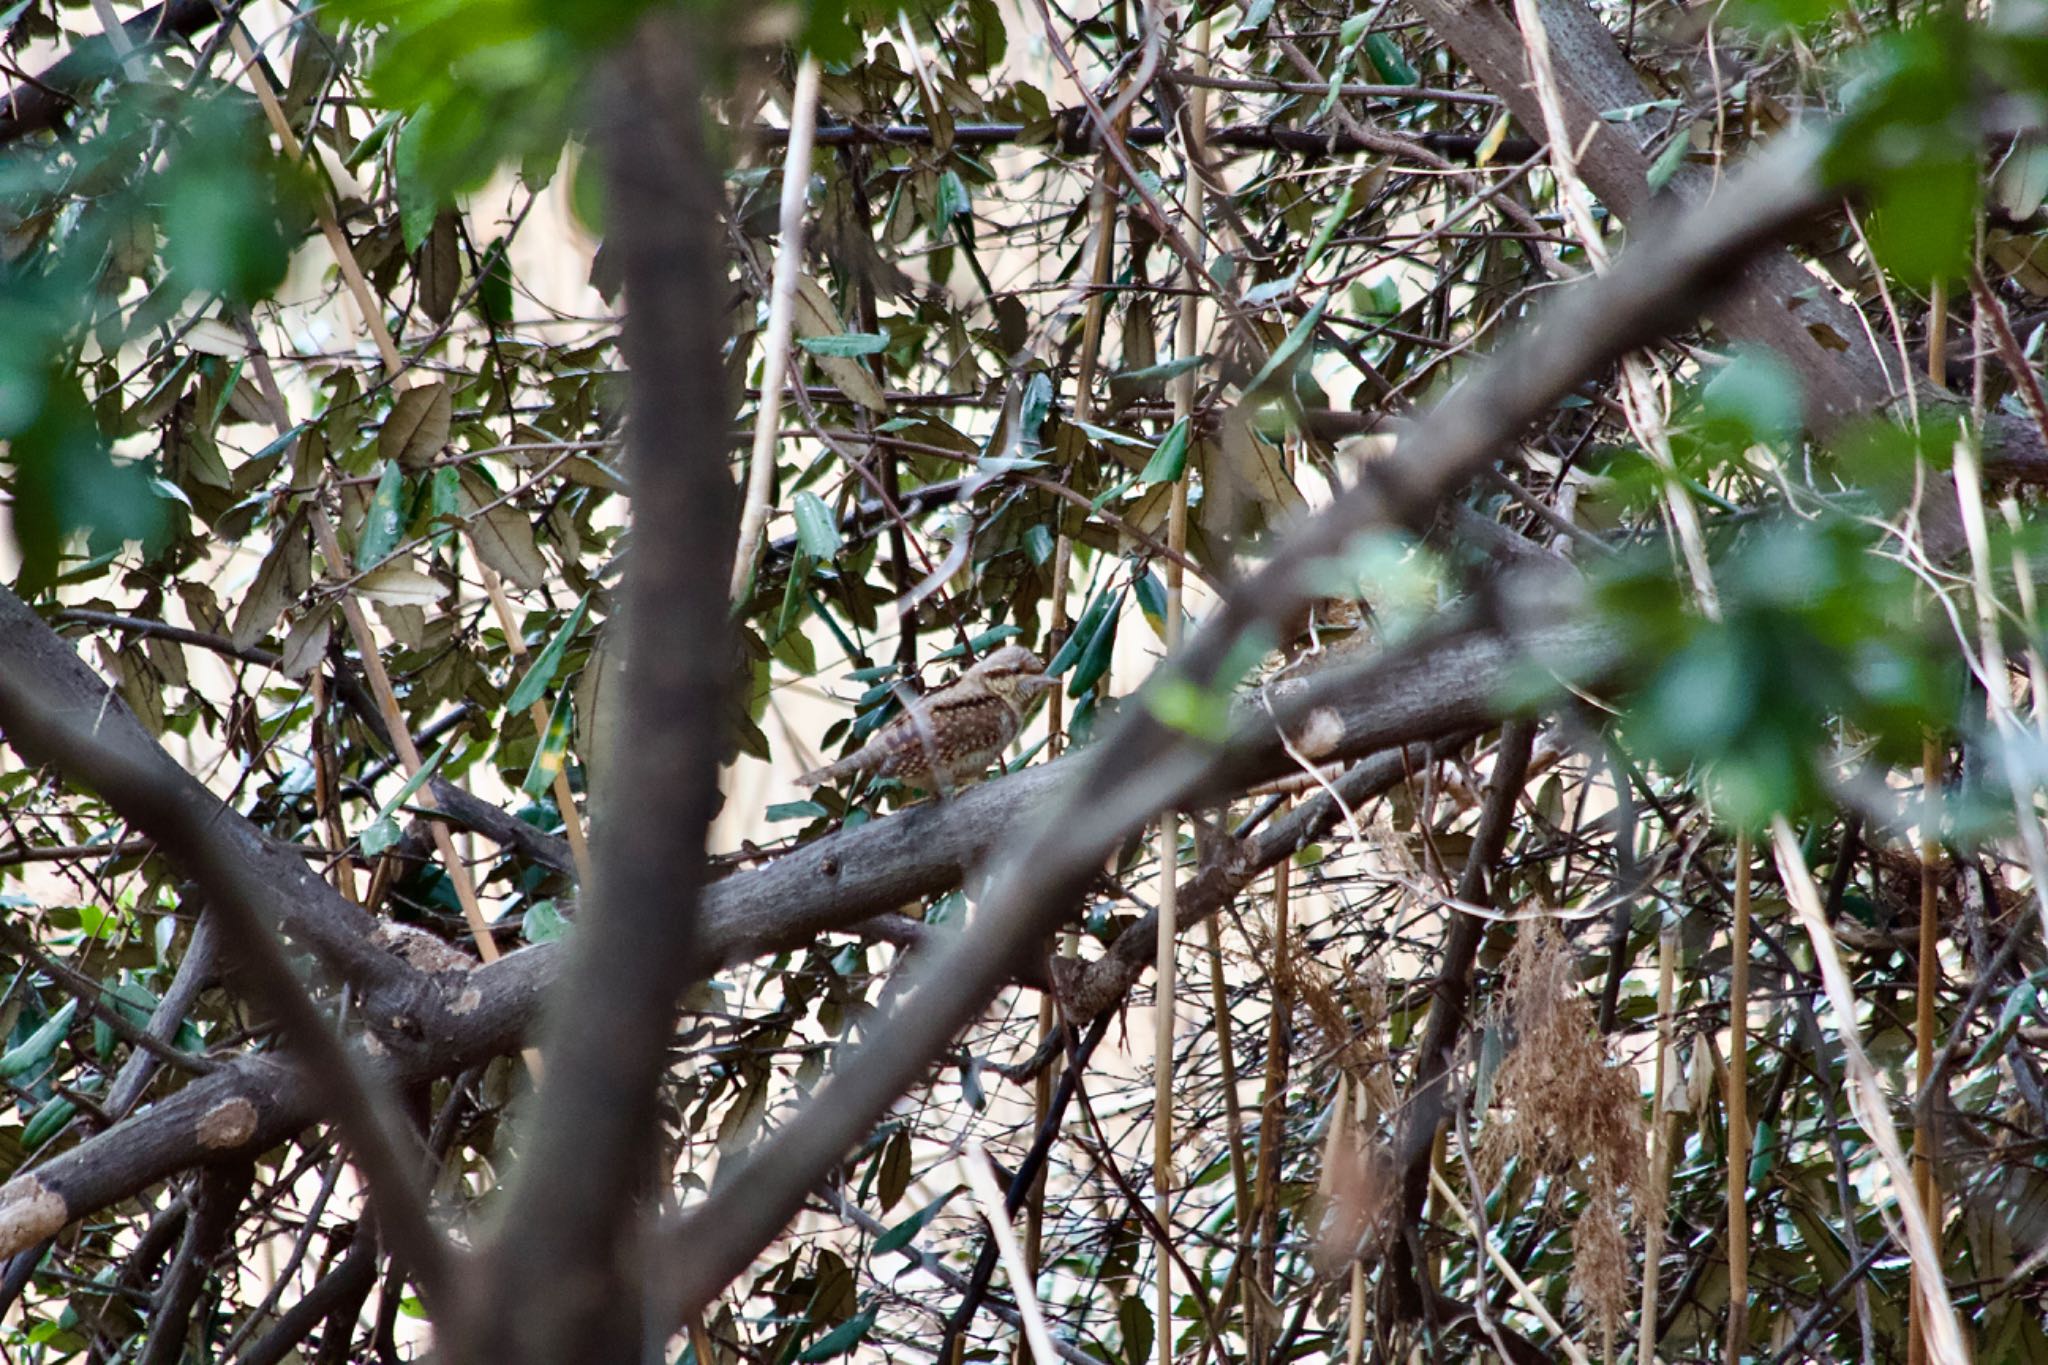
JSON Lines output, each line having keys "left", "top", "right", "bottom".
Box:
{"left": 0, "top": 0, "right": 2044, "bottom": 1362}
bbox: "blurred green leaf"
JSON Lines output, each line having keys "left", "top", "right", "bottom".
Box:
{"left": 1362, "top": 34, "right": 1418, "bottom": 84}
{"left": 1823, "top": 19, "right": 1979, "bottom": 285}
{"left": 0, "top": 1000, "right": 77, "bottom": 1081}
{"left": 507, "top": 593, "right": 593, "bottom": 714}
{"left": 523, "top": 898, "right": 567, "bottom": 945}
{"left": 800, "top": 333, "right": 889, "bottom": 357}
{"left": 1701, "top": 349, "right": 1804, "bottom": 448}
{"left": 794, "top": 492, "right": 843, "bottom": 559}
{"left": 6, "top": 375, "right": 172, "bottom": 596}
{"left": 1140, "top": 418, "right": 1190, "bottom": 484}
{"left": 358, "top": 462, "right": 407, "bottom": 569}
{"left": 160, "top": 98, "right": 308, "bottom": 304}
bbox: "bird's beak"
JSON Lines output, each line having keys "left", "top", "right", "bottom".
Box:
{"left": 1026, "top": 674, "right": 1060, "bottom": 694}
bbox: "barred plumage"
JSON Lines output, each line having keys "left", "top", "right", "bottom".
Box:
{"left": 797, "top": 645, "right": 1056, "bottom": 791}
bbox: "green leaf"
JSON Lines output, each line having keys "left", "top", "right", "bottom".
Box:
{"left": 1646, "top": 134, "right": 1692, "bottom": 192}
{"left": 1730, "top": 0, "right": 1841, "bottom": 30}
{"left": 873, "top": 1189, "right": 953, "bottom": 1255}
{"left": 1114, "top": 355, "right": 1206, "bottom": 384}
{"left": 523, "top": 898, "right": 566, "bottom": 945}
{"left": 21, "top": 1096, "right": 76, "bottom": 1151}
{"left": 799, "top": 332, "right": 889, "bottom": 357}
{"left": 1702, "top": 349, "right": 1804, "bottom": 446}
{"left": 521, "top": 687, "right": 574, "bottom": 798}
{"left": 774, "top": 548, "right": 813, "bottom": 640}
{"left": 507, "top": 592, "right": 591, "bottom": 714}
{"left": 1024, "top": 524, "right": 1055, "bottom": 564}
{"left": 1351, "top": 276, "right": 1402, "bottom": 318}
{"left": 376, "top": 736, "right": 460, "bottom": 822}
{"left": 357, "top": 462, "right": 406, "bottom": 569}
{"left": 346, "top": 109, "right": 401, "bottom": 169}
{"left": 1299, "top": 184, "right": 1356, "bottom": 276}
{"left": 1017, "top": 370, "right": 1054, "bottom": 456}
{"left": 1867, "top": 155, "right": 1977, "bottom": 285}
{"left": 930, "top": 627, "right": 1024, "bottom": 664}
{"left": 475, "top": 235, "right": 513, "bottom": 328}
{"left": 395, "top": 113, "right": 448, "bottom": 254}
{"left": 1241, "top": 296, "right": 1328, "bottom": 397}
{"left": 1747, "top": 1117, "right": 1779, "bottom": 1184}
{"left": 793, "top": 491, "right": 843, "bottom": 559}
{"left": 1822, "top": 20, "right": 1977, "bottom": 286}
{"left": 1067, "top": 589, "right": 1124, "bottom": 698}
{"left": 0, "top": 999, "right": 78, "bottom": 1080}
{"left": 766, "top": 800, "right": 829, "bottom": 822}
{"left": 935, "top": 169, "right": 971, "bottom": 224}
{"left": 1144, "top": 677, "right": 1233, "bottom": 739}
{"left": 1362, "top": 33, "right": 1418, "bottom": 84}
{"left": 570, "top": 141, "right": 607, "bottom": 234}
{"left": 5, "top": 375, "right": 172, "bottom": 596}
{"left": 161, "top": 100, "right": 304, "bottom": 304}
{"left": 1048, "top": 588, "right": 1111, "bottom": 676}
{"left": 360, "top": 816, "right": 402, "bottom": 857}
{"left": 1117, "top": 1293, "right": 1154, "bottom": 1365}
{"left": 428, "top": 464, "right": 463, "bottom": 530}
{"left": 1139, "top": 418, "right": 1191, "bottom": 484}
{"left": 798, "top": 1308, "right": 876, "bottom": 1362}
{"left": 1134, "top": 567, "right": 1168, "bottom": 633}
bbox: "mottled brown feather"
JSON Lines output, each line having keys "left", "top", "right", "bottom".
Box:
{"left": 796, "top": 645, "right": 1056, "bottom": 791}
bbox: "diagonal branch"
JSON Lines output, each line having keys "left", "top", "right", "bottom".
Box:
{"left": 0, "top": 590, "right": 454, "bottom": 1307}
{"left": 0, "top": 0, "right": 227, "bottom": 144}
{"left": 0, "top": 591, "right": 433, "bottom": 1021}
{"left": 649, "top": 132, "right": 1838, "bottom": 1332}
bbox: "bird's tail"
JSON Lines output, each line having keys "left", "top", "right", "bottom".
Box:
{"left": 796, "top": 753, "right": 859, "bottom": 787}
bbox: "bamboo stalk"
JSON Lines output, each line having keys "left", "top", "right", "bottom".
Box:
{"left": 1725, "top": 832, "right": 1751, "bottom": 1365}
{"left": 1344, "top": 1083, "right": 1364, "bottom": 1365}
{"left": 1152, "top": 23, "right": 1206, "bottom": 1357}
{"left": 1427, "top": 1165, "right": 1594, "bottom": 1365}
{"left": 1637, "top": 917, "right": 1678, "bottom": 1365}
{"left": 1908, "top": 281, "right": 1949, "bottom": 1365}
{"left": 1204, "top": 917, "right": 1251, "bottom": 1257}
{"left": 965, "top": 1142, "right": 1061, "bottom": 1365}
{"left": 731, "top": 54, "right": 823, "bottom": 599}
{"left": 1247, "top": 847, "right": 1290, "bottom": 1365}
{"left": 1908, "top": 735, "right": 1942, "bottom": 1365}
{"left": 1771, "top": 822, "right": 1967, "bottom": 1365}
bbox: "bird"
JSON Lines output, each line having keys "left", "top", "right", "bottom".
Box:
{"left": 796, "top": 644, "right": 1057, "bottom": 792}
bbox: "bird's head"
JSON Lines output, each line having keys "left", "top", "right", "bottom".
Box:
{"left": 970, "top": 644, "right": 1058, "bottom": 706}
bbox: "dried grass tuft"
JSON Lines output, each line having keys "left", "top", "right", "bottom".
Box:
{"left": 1477, "top": 923, "right": 1645, "bottom": 1347}
{"left": 1287, "top": 946, "right": 1400, "bottom": 1272}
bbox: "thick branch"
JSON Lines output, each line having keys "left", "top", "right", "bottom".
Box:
{"left": 458, "top": 20, "right": 735, "bottom": 1363}
{"left": 0, "top": 0, "right": 226, "bottom": 144}
{"left": 1408, "top": 0, "right": 2048, "bottom": 488}
{"left": 759, "top": 119, "right": 1539, "bottom": 164}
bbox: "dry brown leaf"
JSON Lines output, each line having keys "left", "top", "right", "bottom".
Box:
{"left": 230, "top": 522, "right": 310, "bottom": 649}
{"left": 279, "top": 606, "right": 333, "bottom": 679}
{"left": 379, "top": 381, "right": 452, "bottom": 471}
{"left": 357, "top": 561, "right": 446, "bottom": 607}
{"left": 793, "top": 276, "right": 889, "bottom": 412}
{"left": 458, "top": 468, "right": 548, "bottom": 589}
